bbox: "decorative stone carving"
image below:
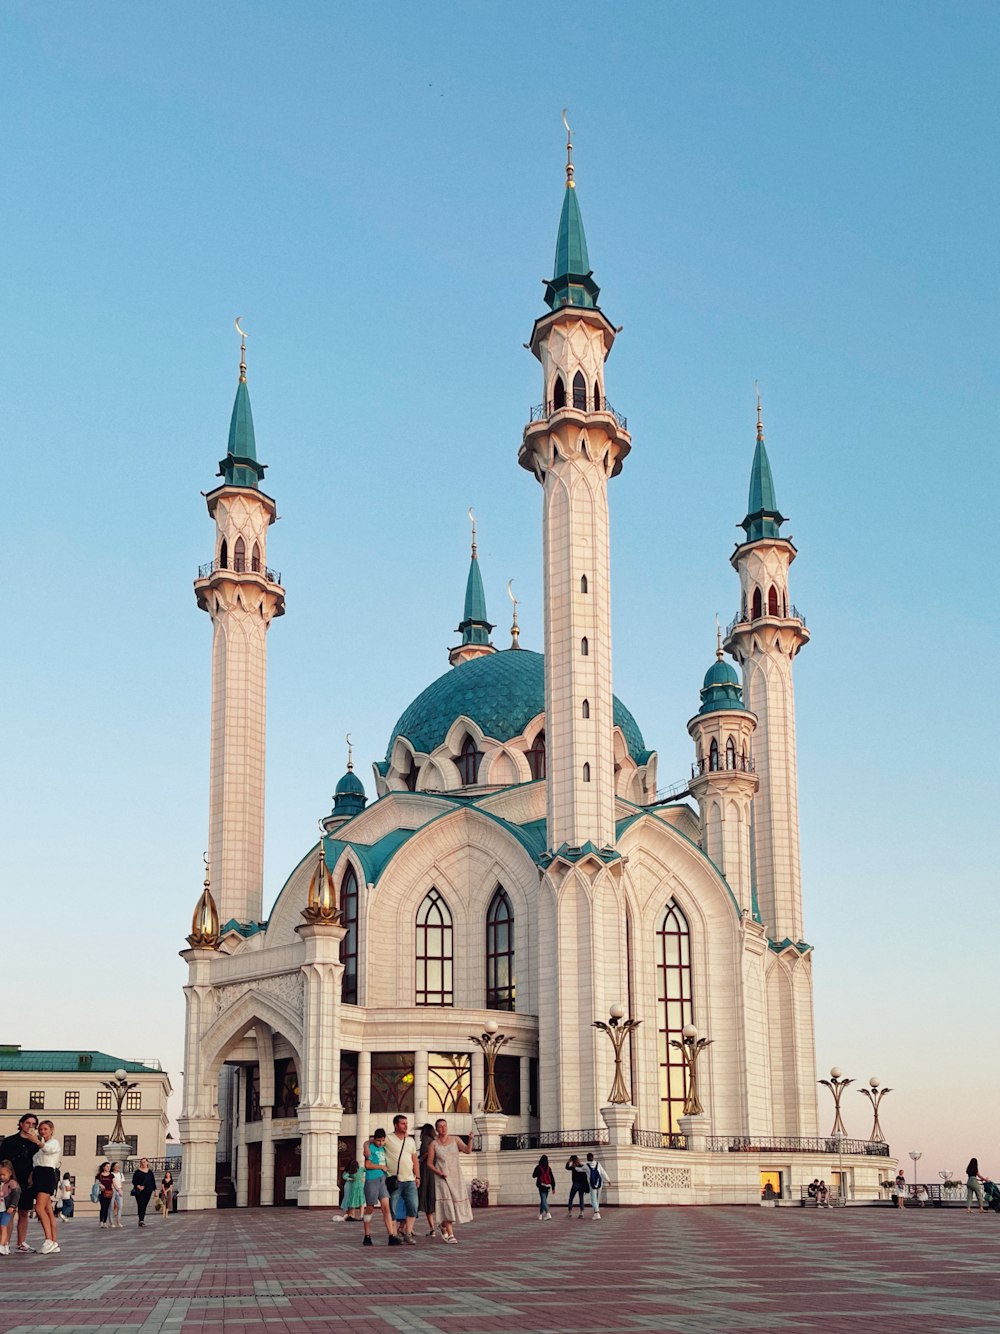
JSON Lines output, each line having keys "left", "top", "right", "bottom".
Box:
{"left": 642, "top": 1164, "right": 692, "bottom": 1190}
{"left": 214, "top": 972, "right": 303, "bottom": 1020}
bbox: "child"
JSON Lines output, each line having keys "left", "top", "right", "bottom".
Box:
{"left": 341, "top": 1160, "right": 365, "bottom": 1221}
{"left": 0, "top": 1160, "right": 22, "bottom": 1256}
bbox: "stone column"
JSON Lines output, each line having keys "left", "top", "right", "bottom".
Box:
{"left": 599, "top": 1103, "right": 637, "bottom": 1209}
{"left": 519, "top": 1055, "right": 531, "bottom": 1124}
{"left": 470, "top": 1049, "right": 485, "bottom": 1113}
{"left": 678, "top": 1113, "right": 709, "bottom": 1152}
{"left": 356, "top": 1051, "right": 372, "bottom": 1143}
{"left": 600, "top": 1103, "right": 636, "bottom": 1148}
{"left": 473, "top": 1112, "right": 508, "bottom": 1207}
{"left": 414, "top": 1050, "right": 429, "bottom": 1125}
{"left": 260, "top": 1108, "right": 274, "bottom": 1207}
{"left": 176, "top": 1115, "right": 221, "bottom": 1211}
{"left": 178, "top": 948, "right": 220, "bottom": 1210}
{"left": 296, "top": 917, "right": 347, "bottom": 1207}
{"left": 234, "top": 1069, "right": 248, "bottom": 1208}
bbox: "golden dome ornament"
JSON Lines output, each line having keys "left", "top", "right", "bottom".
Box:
{"left": 302, "top": 839, "right": 340, "bottom": 924}
{"left": 187, "top": 854, "right": 221, "bottom": 949}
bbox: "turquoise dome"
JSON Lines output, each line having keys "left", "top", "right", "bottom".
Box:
{"left": 703, "top": 658, "right": 740, "bottom": 690}
{"left": 331, "top": 766, "right": 367, "bottom": 819}
{"left": 386, "top": 648, "right": 649, "bottom": 762}
{"left": 335, "top": 769, "right": 366, "bottom": 797}
{"left": 698, "top": 656, "right": 745, "bottom": 715}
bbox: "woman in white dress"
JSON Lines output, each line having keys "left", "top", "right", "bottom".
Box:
{"left": 27, "top": 1120, "right": 62, "bottom": 1254}
{"left": 426, "top": 1118, "right": 472, "bottom": 1243}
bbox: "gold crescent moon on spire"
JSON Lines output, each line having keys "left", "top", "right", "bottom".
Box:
{"left": 562, "top": 108, "right": 572, "bottom": 136}
{"left": 507, "top": 578, "right": 519, "bottom": 606}
{"left": 345, "top": 732, "right": 352, "bottom": 748}
{"left": 235, "top": 317, "right": 248, "bottom": 339}
{"left": 203, "top": 850, "right": 209, "bottom": 869}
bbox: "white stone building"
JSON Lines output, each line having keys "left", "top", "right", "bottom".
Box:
{"left": 178, "top": 145, "right": 891, "bottom": 1209}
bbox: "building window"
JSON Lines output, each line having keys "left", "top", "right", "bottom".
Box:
{"left": 246, "top": 1067, "right": 261, "bottom": 1122}
{"left": 656, "top": 902, "right": 694, "bottom": 1136}
{"left": 572, "top": 370, "right": 587, "bottom": 410}
{"left": 428, "top": 1053, "right": 472, "bottom": 1113}
{"left": 527, "top": 730, "right": 546, "bottom": 781}
{"left": 274, "top": 1059, "right": 299, "bottom": 1116}
{"left": 370, "top": 1052, "right": 415, "bottom": 1113}
{"left": 340, "top": 1052, "right": 358, "bottom": 1115}
{"left": 726, "top": 737, "right": 737, "bottom": 769}
{"left": 761, "top": 1170, "right": 783, "bottom": 1201}
{"left": 0, "top": 1091, "right": 7, "bottom": 1110}
{"left": 528, "top": 1057, "right": 539, "bottom": 1118}
{"left": 581, "top": 637, "right": 589, "bottom": 656}
{"left": 593, "top": 384, "right": 602, "bottom": 411}
{"left": 582, "top": 762, "right": 591, "bottom": 782}
{"left": 416, "top": 888, "right": 454, "bottom": 1006}
{"left": 486, "top": 886, "right": 515, "bottom": 1011}
{"left": 580, "top": 574, "right": 588, "bottom": 593}
{"left": 64, "top": 1091, "right": 80, "bottom": 1111}
{"left": 552, "top": 374, "right": 566, "bottom": 410}
{"left": 752, "top": 586, "right": 763, "bottom": 620}
{"left": 251, "top": 541, "right": 261, "bottom": 573}
{"left": 340, "top": 866, "right": 359, "bottom": 1004}
{"left": 126, "top": 1091, "right": 141, "bottom": 1111}
{"left": 582, "top": 698, "right": 590, "bottom": 719}
{"left": 494, "top": 1054, "right": 521, "bottom": 1115}
{"left": 768, "top": 584, "right": 779, "bottom": 616}
{"left": 234, "top": 535, "right": 246, "bottom": 572}
{"left": 29, "top": 1091, "right": 44, "bottom": 1110}
{"left": 62, "top": 1135, "right": 77, "bottom": 1156}
{"left": 457, "top": 735, "right": 481, "bottom": 785}
{"left": 96, "top": 1091, "right": 112, "bottom": 1111}
{"left": 709, "top": 739, "right": 719, "bottom": 771}
{"left": 220, "top": 537, "right": 228, "bottom": 569}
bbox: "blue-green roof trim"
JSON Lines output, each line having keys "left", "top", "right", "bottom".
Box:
{"left": 218, "top": 379, "right": 267, "bottom": 489}
{"left": 768, "top": 937, "right": 813, "bottom": 955}
{"left": 0, "top": 1049, "right": 163, "bottom": 1074}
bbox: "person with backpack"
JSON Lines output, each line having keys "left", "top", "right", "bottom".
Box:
{"left": 584, "top": 1151, "right": 610, "bottom": 1220}
{"left": 531, "top": 1154, "right": 555, "bottom": 1219}
{"left": 565, "top": 1154, "right": 590, "bottom": 1219}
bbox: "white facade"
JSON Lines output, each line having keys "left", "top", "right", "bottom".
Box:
{"left": 179, "top": 154, "right": 889, "bottom": 1209}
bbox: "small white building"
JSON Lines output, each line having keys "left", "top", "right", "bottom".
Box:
{"left": 178, "top": 141, "right": 891, "bottom": 1209}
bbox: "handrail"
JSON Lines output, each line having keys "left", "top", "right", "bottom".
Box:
{"left": 197, "top": 558, "right": 282, "bottom": 583}
{"left": 529, "top": 400, "right": 628, "bottom": 431}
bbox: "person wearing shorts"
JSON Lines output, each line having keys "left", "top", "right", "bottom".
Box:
{"left": 362, "top": 1130, "right": 400, "bottom": 1247}
{"left": 385, "top": 1114, "right": 420, "bottom": 1244}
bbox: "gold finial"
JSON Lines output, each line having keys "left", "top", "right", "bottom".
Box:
{"left": 507, "top": 578, "right": 521, "bottom": 649}
{"left": 755, "top": 380, "right": 764, "bottom": 443}
{"left": 468, "top": 506, "right": 477, "bottom": 558}
{"left": 715, "top": 614, "right": 724, "bottom": 661}
{"left": 345, "top": 732, "right": 354, "bottom": 772}
{"left": 561, "top": 108, "right": 575, "bottom": 188}
{"left": 235, "top": 317, "right": 248, "bottom": 383}
{"left": 187, "top": 852, "right": 221, "bottom": 949}
{"left": 302, "top": 840, "right": 340, "bottom": 925}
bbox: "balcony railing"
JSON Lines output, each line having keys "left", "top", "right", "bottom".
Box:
{"left": 725, "top": 605, "right": 806, "bottom": 638}
{"left": 529, "top": 400, "right": 628, "bottom": 431}
{"left": 708, "top": 1135, "right": 889, "bottom": 1156}
{"left": 631, "top": 1128, "right": 688, "bottom": 1150}
{"left": 691, "top": 755, "right": 756, "bottom": 779}
{"left": 197, "top": 558, "right": 281, "bottom": 583}
{"left": 470, "top": 1128, "right": 609, "bottom": 1152}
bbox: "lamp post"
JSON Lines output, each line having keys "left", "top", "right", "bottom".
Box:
{"left": 857, "top": 1076, "right": 891, "bottom": 1141}
{"left": 817, "top": 1067, "right": 853, "bottom": 1137}
{"left": 469, "top": 1020, "right": 511, "bottom": 1115}
{"left": 668, "top": 1024, "right": 714, "bottom": 1116}
{"left": 593, "top": 1005, "right": 642, "bottom": 1105}
{"left": 909, "top": 1149, "right": 921, "bottom": 1191}
{"left": 101, "top": 1068, "right": 138, "bottom": 1151}
{"left": 938, "top": 1169, "right": 952, "bottom": 1202}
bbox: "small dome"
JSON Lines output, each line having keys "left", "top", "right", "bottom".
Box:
{"left": 698, "top": 655, "right": 745, "bottom": 715}
{"left": 702, "top": 658, "right": 740, "bottom": 691}
{"left": 335, "top": 768, "right": 366, "bottom": 798}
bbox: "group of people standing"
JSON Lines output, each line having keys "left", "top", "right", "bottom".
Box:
{"left": 0, "top": 1113, "right": 66, "bottom": 1254}
{"left": 533, "top": 1153, "right": 609, "bottom": 1219}
{"left": 338, "top": 1116, "right": 474, "bottom": 1245}
{"left": 92, "top": 1159, "right": 173, "bottom": 1228}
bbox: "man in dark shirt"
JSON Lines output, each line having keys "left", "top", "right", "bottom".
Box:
{"left": 0, "top": 1113, "right": 41, "bottom": 1252}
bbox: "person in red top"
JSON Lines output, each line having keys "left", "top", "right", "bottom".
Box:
{"left": 532, "top": 1154, "right": 555, "bottom": 1219}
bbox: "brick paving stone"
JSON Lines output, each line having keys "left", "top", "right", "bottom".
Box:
{"left": 0, "top": 1208, "right": 998, "bottom": 1333}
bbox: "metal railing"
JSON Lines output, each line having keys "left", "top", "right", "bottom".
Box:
{"left": 631, "top": 1128, "right": 688, "bottom": 1150}
{"left": 197, "top": 558, "right": 281, "bottom": 583}
{"left": 470, "top": 1128, "right": 610, "bottom": 1152}
{"left": 708, "top": 1135, "right": 888, "bottom": 1156}
{"left": 124, "top": 1157, "right": 180, "bottom": 1173}
{"left": 725, "top": 605, "right": 807, "bottom": 638}
{"left": 691, "top": 755, "right": 756, "bottom": 779}
{"left": 529, "top": 400, "right": 628, "bottom": 431}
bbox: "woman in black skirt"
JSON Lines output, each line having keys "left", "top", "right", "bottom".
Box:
{"left": 28, "top": 1120, "right": 62, "bottom": 1253}
{"left": 131, "top": 1158, "right": 156, "bottom": 1227}
{"left": 417, "top": 1123, "right": 437, "bottom": 1235}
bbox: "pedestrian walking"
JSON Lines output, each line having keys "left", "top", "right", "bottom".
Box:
{"left": 95, "top": 1163, "right": 115, "bottom": 1227}
{"left": 893, "top": 1171, "right": 906, "bottom": 1209}
{"left": 417, "top": 1124, "right": 437, "bottom": 1235}
{"left": 110, "top": 1162, "right": 125, "bottom": 1229}
{"left": 532, "top": 1154, "right": 555, "bottom": 1219}
{"left": 585, "top": 1151, "right": 610, "bottom": 1219}
{"left": 0, "top": 1159, "right": 22, "bottom": 1255}
{"left": 29, "top": 1120, "right": 61, "bottom": 1253}
{"left": 58, "top": 1173, "right": 75, "bottom": 1220}
{"left": 131, "top": 1159, "right": 156, "bottom": 1227}
{"left": 565, "top": 1154, "right": 589, "bottom": 1218}
{"left": 966, "top": 1158, "right": 986, "bottom": 1213}
{"left": 158, "top": 1171, "right": 175, "bottom": 1218}
{"left": 426, "top": 1118, "right": 472, "bottom": 1243}
{"left": 385, "top": 1114, "right": 420, "bottom": 1245}
{"left": 361, "top": 1129, "right": 400, "bottom": 1247}
{"left": 0, "top": 1113, "right": 42, "bottom": 1252}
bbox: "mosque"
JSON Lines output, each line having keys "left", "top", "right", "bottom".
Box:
{"left": 178, "top": 135, "right": 890, "bottom": 1208}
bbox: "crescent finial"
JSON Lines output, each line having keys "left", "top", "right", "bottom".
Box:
{"left": 235, "top": 318, "right": 248, "bottom": 382}
{"left": 235, "top": 317, "right": 248, "bottom": 339}
{"left": 755, "top": 380, "right": 764, "bottom": 443}
{"left": 468, "top": 506, "right": 477, "bottom": 557}
{"left": 562, "top": 108, "right": 572, "bottom": 136}
{"left": 507, "top": 578, "right": 519, "bottom": 607}
{"left": 345, "top": 732, "right": 354, "bottom": 771}
{"left": 561, "top": 109, "right": 574, "bottom": 185}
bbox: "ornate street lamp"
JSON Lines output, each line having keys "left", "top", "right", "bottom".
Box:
{"left": 668, "top": 1024, "right": 713, "bottom": 1116}
{"left": 593, "top": 1005, "right": 642, "bottom": 1105}
{"left": 857, "top": 1076, "right": 891, "bottom": 1141}
{"left": 469, "top": 1020, "right": 511, "bottom": 1115}
{"left": 101, "top": 1068, "right": 138, "bottom": 1147}
{"left": 909, "top": 1149, "right": 922, "bottom": 1189}
{"left": 818, "top": 1066, "right": 853, "bottom": 1137}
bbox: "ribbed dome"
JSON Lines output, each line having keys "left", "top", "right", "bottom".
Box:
{"left": 387, "top": 648, "right": 648, "bottom": 762}
{"left": 703, "top": 658, "right": 740, "bottom": 690}
{"left": 698, "top": 656, "right": 746, "bottom": 715}
{"left": 335, "top": 769, "right": 366, "bottom": 797}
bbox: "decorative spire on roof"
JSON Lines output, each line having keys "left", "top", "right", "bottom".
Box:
{"left": 544, "top": 110, "right": 600, "bottom": 311}
{"left": 507, "top": 578, "right": 522, "bottom": 650}
{"left": 715, "top": 613, "right": 724, "bottom": 661}
{"left": 449, "top": 508, "right": 496, "bottom": 666}
{"left": 301, "top": 837, "right": 340, "bottom": 925}
{"left": 187, "top": 853, "right": 221, "bottom": 949}
{"left": 218, "top": 318, "right": 267, "bottom": 489}
{"left": 345, "top": 732, "right": 354, "bottom": 772}
{"left": 739, "top": 383, "right": 786, "bottom": 544}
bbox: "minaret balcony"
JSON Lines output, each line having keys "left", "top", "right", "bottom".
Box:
{"left": 692, "top": 755, "right": 756, "bottom": 780}
{"left": 197, "top": 557, "right": 282, "bottom": 585}
{"left": 529, "top": 399, "right": 628, "bottom": 431}
{"left": 725, "top": 606, "right": 806, "bottom": 638}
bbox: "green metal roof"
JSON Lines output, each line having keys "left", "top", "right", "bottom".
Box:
{"left": 698, "top": 657, "right": 746, "bottom": 714}
{"left": 544, "top": 182, "right": 600, "bottom": 310}
{"left": 0, "top": 1048, "right": 162, "bottom": 1075}
{"left": 456, "top": 552, "right": 493, "bottom": 647}
{"left": 740, "top": 438, "right": 785, "bottom": 543}
{"left": 218, "top": 379, "right": 267, "bottom": 489}
{"left": 386, "top": 648, "right": 647, "bottom": 762}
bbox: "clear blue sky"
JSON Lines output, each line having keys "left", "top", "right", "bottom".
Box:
{"left": 3, "top": 2, "right": 997, "bottom": 1176}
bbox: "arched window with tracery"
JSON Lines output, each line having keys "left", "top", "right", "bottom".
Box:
{"left": 656, "top": 901, "right": 694, "bottom": 1136}
{"left": 251, "top": 541, "right": 261, "bottom": 573}
{"left": 726, "top": 737, "right": 737, "bottom": 770}
{"left": 458, "top": 735, "right": 481, "bottom": 785}
{"left": 572, "top": 370, "right": 587, "bottom": 410}
{"left": 709, "top": 739, "right": 719, "bottom": 771}
{"left": 552, "top": 375, "right": 566, "bottom": 410}
{"left": 220, "top": 538, "right": 228, "bottom": 570}
{"left": 486, "top": 886, "right": 515, "bottom": 1011}
{"left": 416, "top": 888, "right": 453, "bottom": 1006}
{"left": 234, "top": 535, "right": 246, "bottom": 572}
{"left": 527, "top": 730, "right": 546, "bottom": 781}
{"left": 340, "top": 867, "right": 358, "bottom": 1004}
{"left": 752, "top": 587, "right": 763, "bottom": 620}
{"left": 593, "top": 383, "right": 602, "bottom": 411}
{"left": 768, "top": 585, "right": 779, "bottom": 616}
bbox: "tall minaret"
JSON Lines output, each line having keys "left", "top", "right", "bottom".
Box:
{"left": 519, "top": 121, "right": 631, "bottom": 853}
{"left": 723, "top": 395, "right": 809, "bottom": 942}
{"left": 193, "top": 323, "right": 285, "bottom": 927}
{"left": 448, "top": 511, "right": 496, "bottom": 666}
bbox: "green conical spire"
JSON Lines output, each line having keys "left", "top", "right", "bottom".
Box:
{"left": 218, "top": 327, "right": 267, "bottom": 488}
{"left": 455, "top": 515, "right": 494, "bottom": 648}
{"left": 543, "top": 122, "right": 600, "bottom": 310}
{"left": 740, "top": 398, "right": 785, "bottom": 542}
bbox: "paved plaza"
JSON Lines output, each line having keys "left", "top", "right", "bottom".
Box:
{"left": 1, "top": 1206, "right": 997, "bottom": 1333}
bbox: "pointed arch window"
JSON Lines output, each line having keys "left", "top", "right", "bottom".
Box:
{"left": 527, "top": 730, "right": 546, "bottom": 781}
{"left": 234, "top": 535, "right": 246, "bottom": 573}
{"left": 572, "top": 370, "right": 587, "bottom": 410}
{"left": 219, "top": 538, "right": 229, "bottom": 570}
{"left": 582, "top": 762, "right": 591, "bottom": 783}
{"left": 580, "top": 574, "right": 589, "bottom": 594}
{"left": 552, "top": 375, "right": 566, "bottom": 410}
{"left": 458, "top": 735, "right": 481, "bottom": 785}
{"left": 768, "top": 585, "right": 779, "bottom": 617}
{"left": 726, "top": 737, "right": 737, "bottom": 770}
{"left": 402, "top": 752, "right": 420, "bottom": 792}
{"left": 486, "top": 886, "right": 515, "bottom": 1011}
{"left": 741, "top": 743, "right": 748, "bottom": 769}
{"left": 416, "top": 888, "right": 453, "bottom": 1006}
{"left": 709, "top": 739, "right": 720, "bottom": 771}
{"left": 593, "top": 383, "right": 602, "bottom": 411}
{"left": 582, "top": 698, "right": 590, "bottom": 719}
{"left": 752, "top": 587, "right": 763, "bottom": 620}
{"left": 340, "top": 867, "right": 358, "bottom": 1005}
{"left": 581, "top": 637, "right": 589, "bottom": 656}
{"left": 251, "top": 541, "right": 261, "bottom": 573}
{"left": 657, "top": 902, "right": 694, "bottom": 1136}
